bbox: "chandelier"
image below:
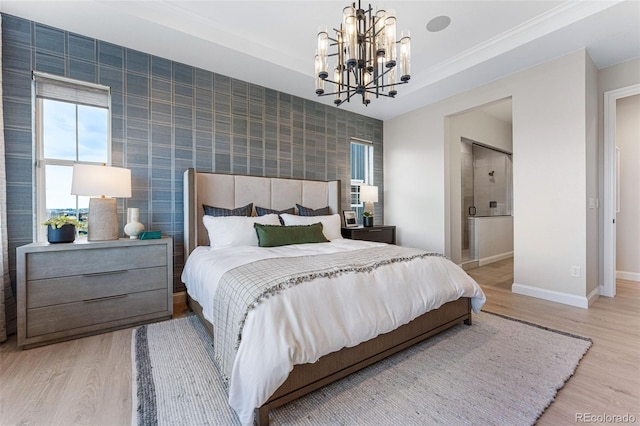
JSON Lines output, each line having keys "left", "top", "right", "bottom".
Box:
{"left": 315, "top": 1, "right": 411, "bottom": 107}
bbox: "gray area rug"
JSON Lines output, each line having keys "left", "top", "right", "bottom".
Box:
{"left": 132, "top": 311, "right": 591, "bottom": 426}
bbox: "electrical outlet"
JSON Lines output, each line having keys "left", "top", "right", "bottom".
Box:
{"left": 570, "top": 266, "right": 581, "bottom": 277}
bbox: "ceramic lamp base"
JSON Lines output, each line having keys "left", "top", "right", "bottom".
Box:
{"left": 124, "top": 207, "right": 145, "bottom": 239}
{"left": 87, "top": 197, "right": 119, "bottom": 241}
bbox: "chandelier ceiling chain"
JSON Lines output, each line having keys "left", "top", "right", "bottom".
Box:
{"left": 315, "top": 0, "right": 411, "bottom": 107}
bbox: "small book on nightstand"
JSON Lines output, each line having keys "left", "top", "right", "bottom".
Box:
{"left": 139, "top": 231, "right": 162, "bottom": 240}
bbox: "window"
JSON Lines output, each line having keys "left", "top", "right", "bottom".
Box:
{"left": 33, "top": 73, "right": 111, "bottom": 241}
{"left": 350, "top": 139, "right": 374, "bottom": 220}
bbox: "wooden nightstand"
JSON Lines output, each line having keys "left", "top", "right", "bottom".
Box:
{"left": 16, "top": 237, "right": 173, "bottom": 349}
{"left": 341, "top": 225, "right": 396, "bottom": 244}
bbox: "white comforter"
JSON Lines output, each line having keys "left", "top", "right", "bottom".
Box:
{"left": 181, "top": 240, "right": 486, "bottom": 425}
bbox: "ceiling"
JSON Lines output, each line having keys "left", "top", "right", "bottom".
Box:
{"left": 1, "top": 0, "right": 638, "bottom": 121}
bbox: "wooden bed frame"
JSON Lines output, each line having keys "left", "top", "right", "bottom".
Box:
{"left": 182, "top": 169, "right": 472, "bottom": 425}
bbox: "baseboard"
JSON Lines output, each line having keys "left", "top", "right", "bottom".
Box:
{"left": 173, "top": 291, "right": 188, "bottom": 317}
{"left": 587, "top": 286, "right": 600, "bottom": 306}
{"left": 616, "top": 270, "right": 640, "bottom": 282}
{"left": 512, "top": 283, "right": 589, "bottom": 309}
{"left": 478, "top": 251, "right": 513, "bottom": 267}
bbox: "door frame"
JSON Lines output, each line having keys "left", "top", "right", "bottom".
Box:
{"left": 603, "top": 83, "right": 640, "bottom": 297}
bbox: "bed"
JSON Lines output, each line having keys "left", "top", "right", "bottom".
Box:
{"left": 181, "top": 168, "right": 486, "bottom": 425}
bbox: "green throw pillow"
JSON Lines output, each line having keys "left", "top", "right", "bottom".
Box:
{"left": 254, "top": 223, "right": 329, "bottom": 247}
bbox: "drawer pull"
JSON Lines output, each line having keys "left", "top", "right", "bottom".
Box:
{"left": 367, "top": 229, "right": 382, "bottom": 232}
{"left": 83, "top": 270, "right": 128, "bottom": 277}
{"left": 83, "top": 294, "right": 128, "bottom": 303}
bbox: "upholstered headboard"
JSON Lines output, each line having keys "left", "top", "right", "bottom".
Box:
{"left": 183, "top": 168, "right": 341, "bottom": 260}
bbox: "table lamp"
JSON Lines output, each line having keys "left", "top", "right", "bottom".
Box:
{"left": 360, "top": 185, "right": 379, "bottom": 215}
{"left": 71, "top": 164, "right": 132, "bottom": 241}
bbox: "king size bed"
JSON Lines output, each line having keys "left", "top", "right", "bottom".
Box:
{"left": 181, "top": 168, "right": 486, "bottom": 425}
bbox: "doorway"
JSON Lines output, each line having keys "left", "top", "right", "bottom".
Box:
{"left": 603, "top": 84, "right": 640, "bottom": 297}
{"left": 461, "top": 140, "right": 513, "bottom": 264}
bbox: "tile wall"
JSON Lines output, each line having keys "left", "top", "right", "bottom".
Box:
{"left": 1, "top": 14, "right": 384, "bottom": 291}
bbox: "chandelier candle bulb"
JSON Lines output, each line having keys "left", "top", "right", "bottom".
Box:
{"left": 385, "top": 10, "right": 397, "bottom": 67}
{"left": 375, "top": 9, "right": 387, "bottom": 57}
{"left": 400, "top": 30, "right": 411, "bottom": 81}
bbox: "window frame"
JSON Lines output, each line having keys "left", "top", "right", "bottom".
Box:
{"left": 32, "top": 72, "right": 112, "bottom": 242}
{"left": 349, "top": 138, "right": 374, "bottom": 219}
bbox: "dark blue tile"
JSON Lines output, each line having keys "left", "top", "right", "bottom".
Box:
{"left": 175, "top": 147, "right": 192, "bottom": 160}
{"left": 232, "top": 95, "right": 248, "bottom": 116}
{"left": 3, "top": 129, "right": 32, "bottom": 157}
{"left": 4, "top": 155, "right": 32, "bottom": 184}
{"left": 68, "top": 33, "right": 96, "bottom": 61}
{"left": 151, "top": 78, "right": 172, "bottom": 102}
{"left": 151, "top": 124, "right": 172, "bottom": 146}
{"left": 126, "top": 95, "right": 149, "bottom": 121}
{"left": 126, "top": 126, "right": 149, "bottom": 146}
{"left": 195, "top": 151, "right": 213, "bottom": 173}
{"left": 196, "top": 131, "right": 213, "bottom": 151}
{"left": 151, "top": 101, "right": 172, "bottom": 124}
{"left": 195, "top": 109, "right": 213, "bottom": 132}
{"left": 98, "top": 41, "right": 123, "bottom": 68}
{"left": 152, "top": 56, "right": 172, "bottom": 80}
{"left": 68, "top": 59, "right": 97, "bottom": 83}
{"left": 215, "top": 133, "right": 230, "bottom": 154}
{"left": 126, "top": 49, "right": 149, "bottom": 75}
{"left": 35, "top": 23, "right": 65, "bottom": 54}
{"left": 126, "top": 72, "right": 149, "bottom": 97}
{"left": 214, "top": 92, "right": 231, "bottom": 113}
{"left": 34, "top": 51, "right": 64, "bottom": 74}
{"left": 174, "top": 83, "right": 193, "bottom": 106}
{"left": 195, "top": 88, "right": 213, "bottom": 111}
{"left": 174, "top": 105, "right": 193, "bottom": 129}
{"left": 174, "top": 63, "right": 193, "bottom": 85}
{"left": 2, "top": 70, "right": 31, "bottom": 100}
{"left": 6, "top": 182, "right": 32, "bottom": 211}
{"left": 232, "top": 156, "right": 247, "bottom": 174}
{"left": 174, "top": 128, "right": 192, "bottom": 149}
{"left": 152, "top": 143, "right": 172, "bottom": 160}
{"left": 2, "top": 15, "right": 32, "bottom": 47}
{"left": 99, "top": 65, "right": 123, "bottom": 92}
{"left": 3, "top": 45, "right": 32, "bottom": 72}
{"left": 7, "top": 212, "right": 33, "bottom": 241}
{"left": 111, "top": 92, "right": 124, "bottom": 117}
{"left": 195, "top": 68, "right": 212, "bottom": 89}
{"left": 214, "top": 113, "right": 231, "bottom": 134}
{"left": 213, "top": 74, "right": 231, "bottom": 95}
{"left": 3, "top": 100, "right": 31, "bottom": 129}
{"left": 232, "top": 116, "right": 247, "bottom": 135}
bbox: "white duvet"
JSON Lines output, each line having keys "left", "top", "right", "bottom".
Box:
{"left": 181, "top": 239, "right": 486, "bottom": 425}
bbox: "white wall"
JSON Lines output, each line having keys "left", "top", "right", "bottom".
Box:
{"left": 384, "top": 50, "right": 596, "bottom": 308}
{"left": 615, "top": 94, "right": 640, "bottom": 280}
{"left": 586, "top": 54, "right": 599, "bottom": 297}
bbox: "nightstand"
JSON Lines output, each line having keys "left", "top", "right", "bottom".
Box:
{"left": 341, "top": 225, "right": 396, "bottom": 244}
{"left": 16, "top": 237, "right": 173, "bottom": 349}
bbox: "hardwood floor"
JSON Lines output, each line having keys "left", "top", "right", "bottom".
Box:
{"left": 1, "top": 259, "right": 638, "bottom": 425}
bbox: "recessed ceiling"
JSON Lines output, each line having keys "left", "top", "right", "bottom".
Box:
{"left": 1, "top": 0, "right": 638, "bottom": 120}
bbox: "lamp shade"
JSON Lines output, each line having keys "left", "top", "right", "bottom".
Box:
{"left": 71, "top": 164, "right": 132, "bottom": 198}
{"left": 360, "top": 185, "right": 379, "bottom": 203}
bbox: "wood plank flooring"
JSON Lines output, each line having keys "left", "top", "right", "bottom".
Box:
{"left": 1, "top": 258, "right": 638, "bottom": 425}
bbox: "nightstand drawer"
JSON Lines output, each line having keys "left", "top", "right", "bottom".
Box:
{"left": 25, "top": 244, "right": 167, "bottom": 280}
{"left": 26, "top": 266, "right": 168, "bottom": 309}
{"left": 26, "top": 288, "right": 168, "bottom": 337}
{"left": 341, "top": 226, "right": 396, "bottom": 244}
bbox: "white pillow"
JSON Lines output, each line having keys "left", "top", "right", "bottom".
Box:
{"left": 203, "top": 214, "right": 280, "bottom": 248}
{"left": 280, "top": 213, "right": 343, "bottom": 241}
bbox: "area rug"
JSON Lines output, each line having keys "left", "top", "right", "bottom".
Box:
{"left": 132, "top": 311, "right": 591, "bottom": 426}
